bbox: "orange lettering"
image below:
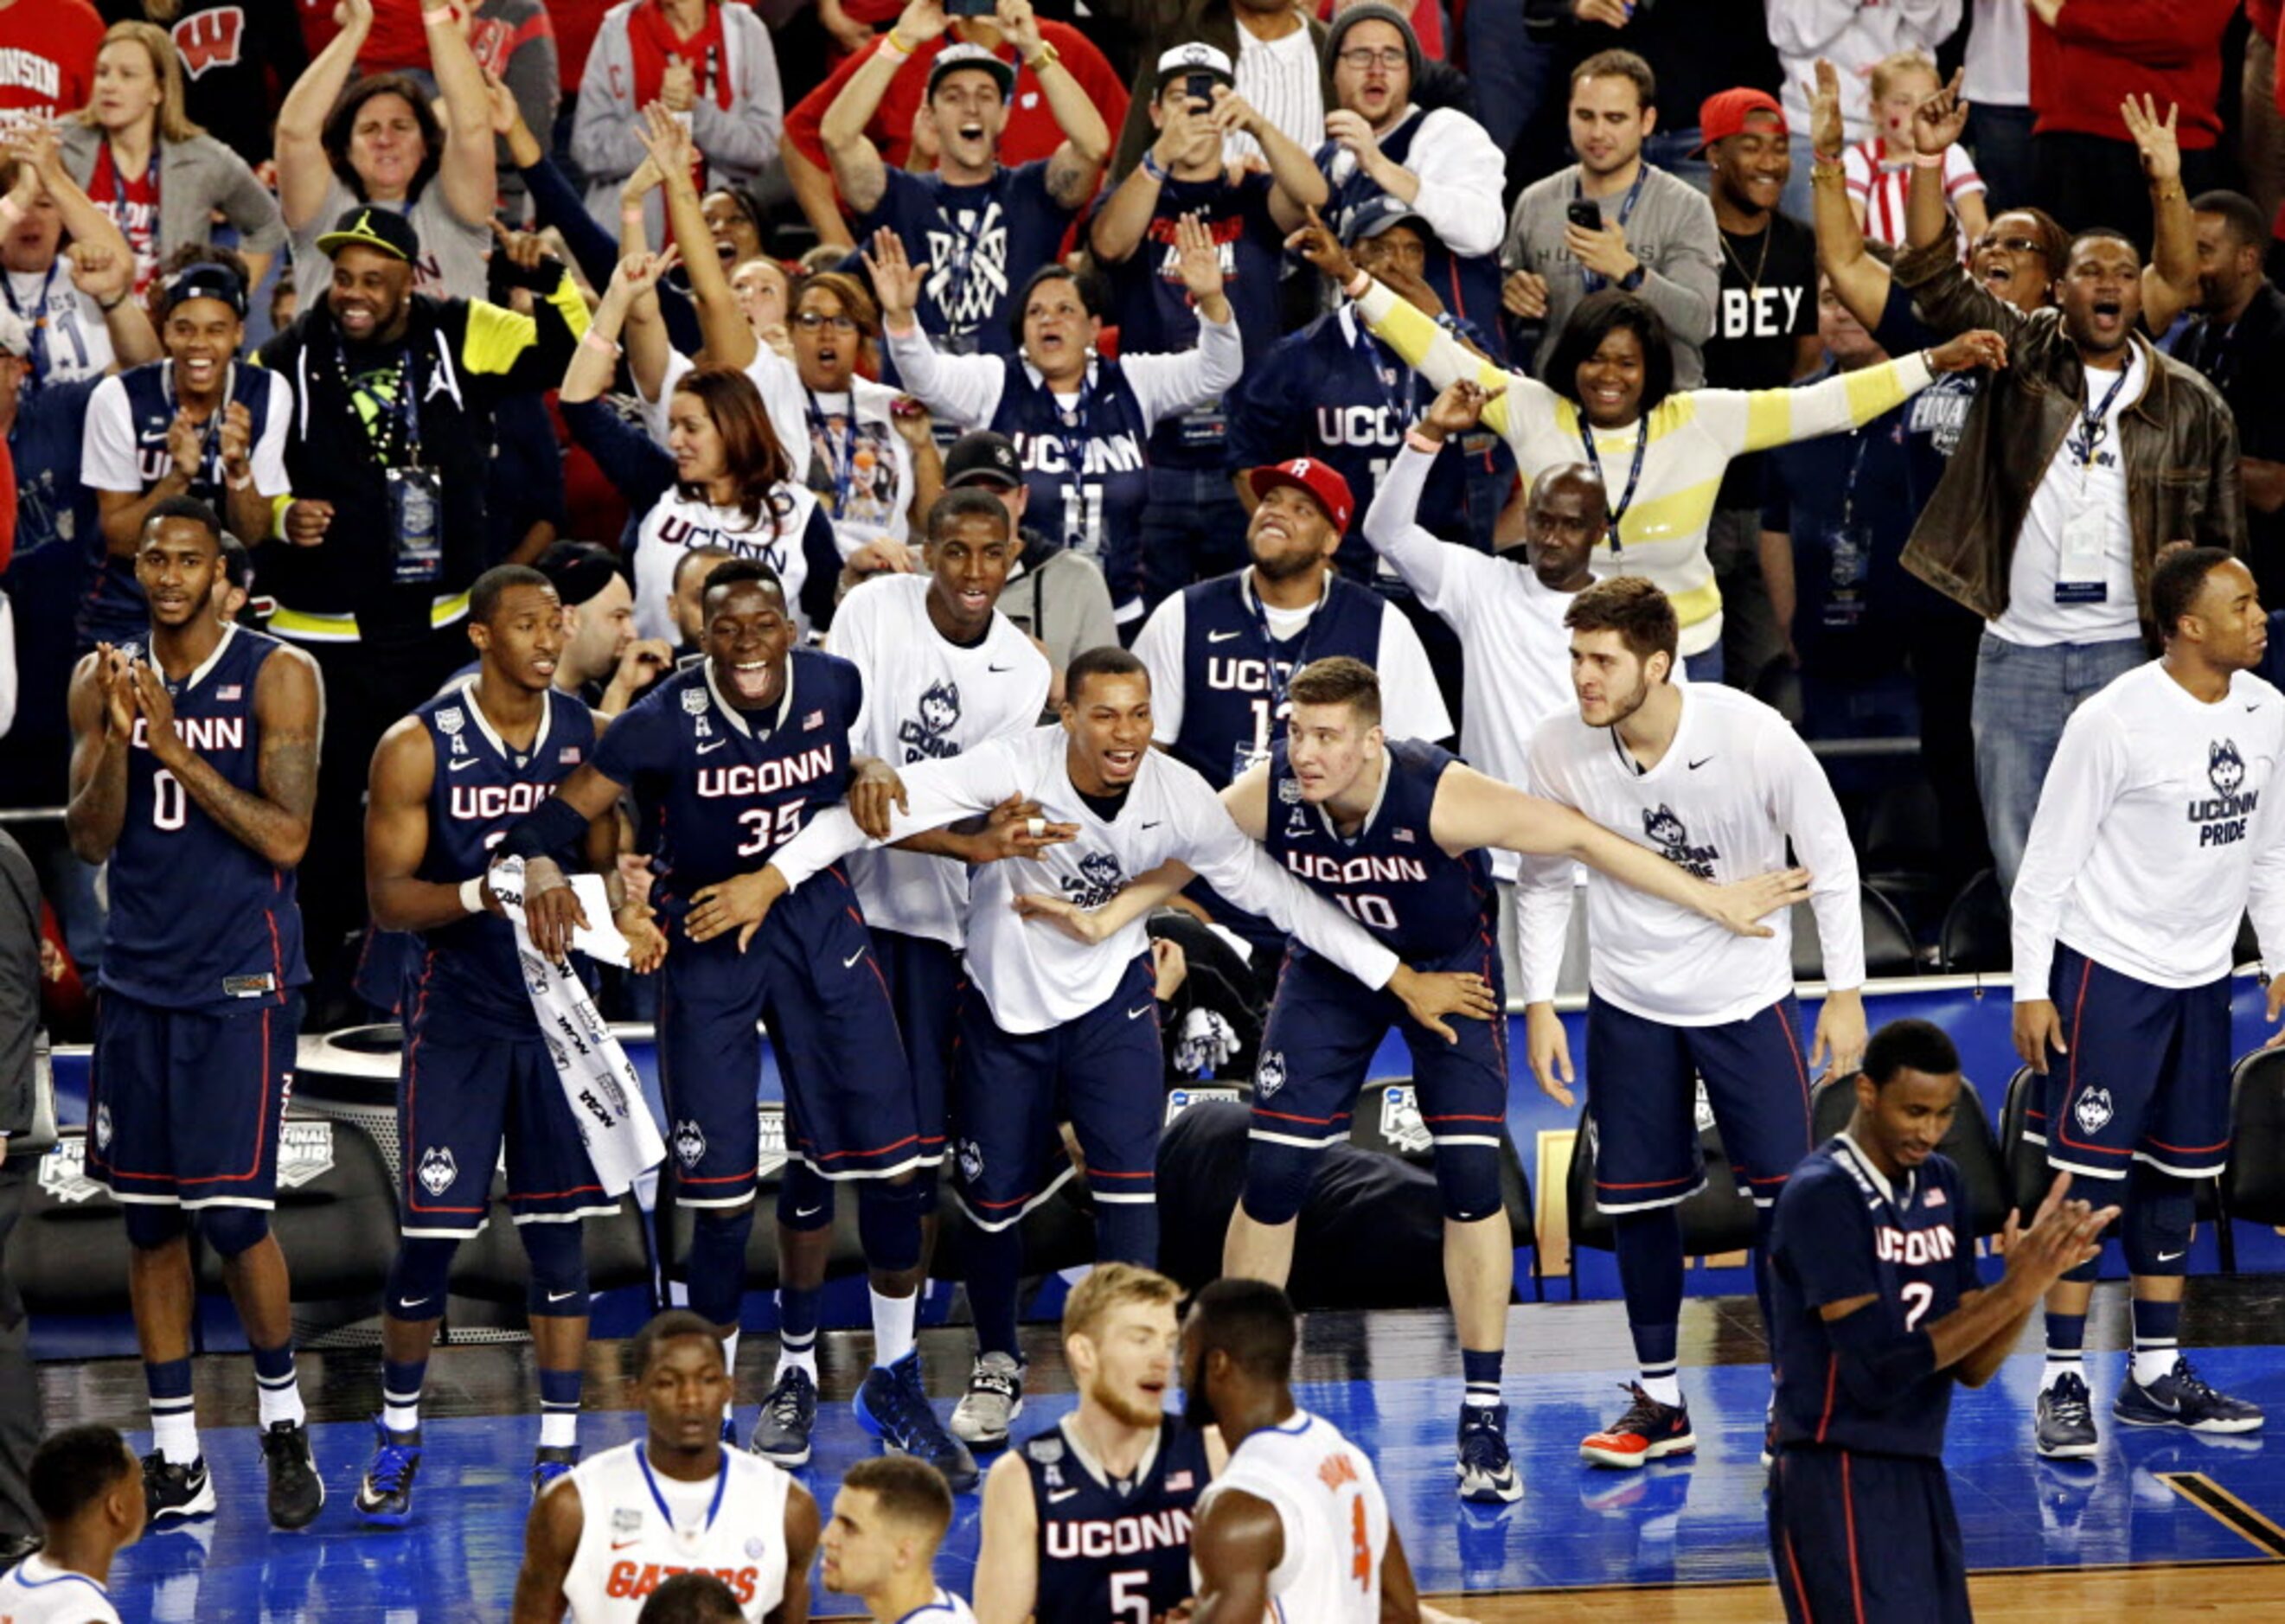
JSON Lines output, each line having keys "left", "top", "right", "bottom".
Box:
{"left": 1350, "top": 1495, "right": 1371, "bottom": 1589}
{"left": 1317, "top": 1454, "right": 1359, "bottom": 1493}
{"left": 606, "top": 1560, "right": 636, "bottom": 1599}
{"left": 734, "top": 1569, "right": 758, "bottom": 1604}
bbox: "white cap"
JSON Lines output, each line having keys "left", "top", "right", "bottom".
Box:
{"left": 1155, "top": 42, "right": 1236, "bottom": 88}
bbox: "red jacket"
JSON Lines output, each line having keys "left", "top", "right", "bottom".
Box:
{"left": 2028, "top": 0, "right": 2236, "bottom": 149}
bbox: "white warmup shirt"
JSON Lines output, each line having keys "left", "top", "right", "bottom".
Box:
{"left": 1194, "top": 1410, "right": 1389, "bottom": 1624}
{"left": 0, "top": 1556, "right": 123, "bottom": 1624}
{"left": 2013, "top": 661, "right": 2285, "bottom": 995}
{"left": 1990, "top": 342, "right": 2147, "bottom": 649}
{"left": 767, "top": 725, "right": 1401, "bottom": 1033}
{"left": 1519, "top": 683, "right": 1864, "bottom": 1022}
{"left": 831, "top": 573, "right": 1052, "bottom": 948}
{"left": 81, "top": 361, "right": 295, "bottom": 499}
{"left": 558, "top": 1441, "right": 791, "bottom": 1623}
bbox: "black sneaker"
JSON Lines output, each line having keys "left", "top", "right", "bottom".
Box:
{"left": 353, "top": 1419, "right": 421, "bottom": 1527}
{"left": 2036, "top": 1371, "right": 2100, "bottom": 1460}
{"left": 142, "top": 1451, "right": 216, "bottom": 1523}
{"left": 748, "top": 1367, "right": 819, "bottom": 1468}
{"left": 2115, "top": 1357, "right": 2266, "bottom": 1434}
{"left": 261, "top": 1419, "right": 325, "bottom": 1530}
{"left": 856, "top": 1352, "right": 980, "bottom": 1492}
{"left": 1455, "top": 1404, "right": 1523, "bottom": 1503}
{"left": 529, "top": 1445, "right": 580, "bottom": 1499}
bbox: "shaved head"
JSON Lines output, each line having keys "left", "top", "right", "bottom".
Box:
{"left": 1523, "top": 462, "right": 1605, "bottom": 591}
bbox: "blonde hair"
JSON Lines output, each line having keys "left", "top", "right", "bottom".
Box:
{"left": 79, "top": 22, "right": 204, "bottom": 144}
{"left": 1868, "top": 49, "right": 1939, "bottom": 106}
{"left": 1062, "top": 1263, "right": 1181, "bottom": 1346}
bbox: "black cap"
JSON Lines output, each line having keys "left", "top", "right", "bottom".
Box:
{"left": 535, "top": 540, "right": 622, "bottom": 609}
{"left": 160, "top": 260, "right": 249, "bottom": 318}
{"left": 316, "top": 205, "right": 420, "bottom": 265}
{"left": 944, "top": 431, "right": 1024, "bottom": 489}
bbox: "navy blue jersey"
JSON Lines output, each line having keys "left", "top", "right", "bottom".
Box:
{"left": 1023, "top": 1415, "right": 1210, "bottom": 1624}
{"left": 992, "top": 359, "right": 1153, "bottom": 606}
{"left": 860, "top": 163, "right": 1077, "bottom": 359}
{"left": 100, "top": 625, "right": 308, "bottom": 1011}
{"left": 1264, "top": 737, "right": 1493, "bottom": 962}
{"left": 592, "top": 652, "right": 863, "bottom": 908}
{"left": 1770, "top": 1137, "right": 1981, "bottom": 1461}
{"left": 1319, "top": 111, "right": 1506, "bottom": 363}
{"left": 1166, "top": 571, "right": 1390, "bottom": 789}
{"left": 411, "top": 687, "right": 598, "bottom": 1036}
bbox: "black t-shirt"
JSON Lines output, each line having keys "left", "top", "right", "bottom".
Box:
{"left": 2178, "top": 279, "right": 2285, "bottom": 604}
{"left": 1702, "top": 211, "right": 1819, "bottom": 510}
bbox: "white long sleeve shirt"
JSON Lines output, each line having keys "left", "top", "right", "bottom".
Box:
{"left": 881, "top": 314, "right": 1244, "bottom": 436}
{"left": 1518, "top": 683, "right": 1863, "bottom": 1022}
{"left": 767, "top": 725, "right": 1401, "bottom": 1033}
{"left": 1327, "top": 105, "right": 1507, "bottom": 259}
{"left": 1768, "top": 0, "right": 1964, "bottom": 144}
{"left": 2012, "top": 662, "right": 2285, "bottom": 996}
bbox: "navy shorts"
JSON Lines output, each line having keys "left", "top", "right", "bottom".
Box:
{"left": 658, "top": 873, "right": 930, "bottom": 1209}
{"left": 87, "top": 992, "right": 292, "bottom": 1212}
{"left": 397, "top": 1015, "right": 617, "bottom": 1238}
{"left": 1251, "top": 943, "right": 1507, "bottom": 1153}
{"left": 2038, "top": 945, "right": 2233, "bottom": 1180}
{"left": 1584, "top": 993, "right": 1814, "bottom": 1213}
{"left": 872, "top": 927, "right": 961, "bottom": 1151}
{"left": 950, "top": 954, "right": 1163, "bottom": 1232}
{"left": 1769, "top": 1448, "right": 1968, "bottom": 1624}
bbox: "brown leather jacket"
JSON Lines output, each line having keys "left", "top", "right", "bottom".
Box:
{"left": 1892, "top": 236, "right": 2245, "bottom": 638}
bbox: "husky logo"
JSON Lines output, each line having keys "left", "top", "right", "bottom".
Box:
{"left": 673, "top": 1119, "right": 707, "bottom": 1169}
{"left": 1061, "top": 850, "right": 1128, "bottom": 909}
{"left": 957, "top": 1138, "right": 984, "bottom": 1183}
{"left": 1379, "top": 1084, "right": 1432, "bottom": 1155}
{"left": 418, "top": 1146, "right": 458, "bottom": 1196}
{"left": 2211, "top": 739, "right": 2246, "bottom": 794}
{"left": 2189, "top": 738, "right": 2260, "bottom": 844}
{"left": 521, "top": 951, "right": 552, "bottom": 996}
{"left": 174, "top": 7, "right": 247, "bottom": 79}
{"left": 2073, "top": 1087, "right": 2114, "bottom": 1135}
{"left": 1642, "top": 803, "right": 1719, "bottom": 879}
{"left": 897, "top": 680, "right": 963, "bottom": 761}
{"left": 1255, "top": 1049, "right": 1287, "bottom": 1099}
{"left": 93, "top": 1103, "right": 112, "bottom": 1152}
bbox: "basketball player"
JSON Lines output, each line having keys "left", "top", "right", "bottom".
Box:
{"left": 512, "top": 1310, "right": 818, "bottom": 1624}
{"left": 496, "top": 560, "right": 974, "bottom": 1487}
{"left": 1768, "top": 1020, "right": 2115, "bottom": 1623}
{"left": 356, "top": 565, "right": 669, "bottom": 1524}
{"left": 974, "top": 1264, "right": 1219, "bottom": 1624}
{"left": 820, "top": 1457, "right": 976, "bottom": 1623}
{"left": 62, "top": 496, "right": 324, "bottom": 1529}
{"left": 1017, "top": 655, "right": 1807, "bottom": 1503}
{"left": 1518, "top": 577, "right": 1866, "bottom": 1469}
{"left": 745, "top": 491, "right": 1050, "bottom": 1471}
{"left": 731, "top": 649, "right": 1496, "bottom": 1448}
{"left": 2013, "top": 547, "right": 2281, "bottom": 1458}
{"left": 1181, "top": 1278, "right": 1423, "bottom": 1622}
{"left": 0, "top": 1427, "right": 145, "bottom": 1624}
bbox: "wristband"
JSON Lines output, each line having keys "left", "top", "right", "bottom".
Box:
{"left": 227, "top": 470, "right": 253, "bottom": 492}
{"left": 423, "top": 4, "right": 457, "bottom": 25}
{"left": 1343, "top": 269, "right": 1370, "bottom": 300}
{"left": 1911, "top": 150, "right": 1944, "bottom": 169}
{"left": 96, "top": 291, "right": 126, "bottom": 312}
{"left": 1404, "top": 428, "right": 1443, "bottom": 455}
{"left": 880, "top": 29, "right": 914, "bottom": 59}
{"left": 459, "top": 875, "right": 487, "bottom": 914}
{"left": 582, "top": 328, "right": 622, "bottom": 356}
{"left": 1139, "top": 149, "right": 1169, "bottom": 184}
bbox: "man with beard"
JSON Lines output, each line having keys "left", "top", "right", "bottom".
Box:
{"left": 973, "top": 1264, "right": 1219, "bottom": 1624}
{"left": 2175, "top": 190, "right": 2285, "bottom": 608}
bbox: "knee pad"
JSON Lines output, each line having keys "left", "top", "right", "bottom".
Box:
{"left": 521, "top": 1221, "right": 591, "bottom": 1318}
{"left": 1239, "top": 1139, "right": 1321, "bottom": 1229}
{"left": 123, "top": 1204, "right": 189, "bottom": 1251}
{"left": 385, "top": 1235, "right": 459, "bottom": 1318}
{"left": 2123, "top": 1166, "right": 2193, "bottom": 1278}
{"left": 2059, "top": 1170, "right": 2126, "bottom": 1283}
{"left": 196, "top": 1205, "right": 270, "bottom": 1259}
{"left": 856, "top": 1176, "right": 929, "bottom": 1275}
{"left": 1432, "top": 1142, "right": 1504, "bottom": 1225}
{"left": 775, "top": 1162, "right": 835, "bottom": 1234}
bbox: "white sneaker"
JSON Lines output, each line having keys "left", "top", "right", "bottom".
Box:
{"left": 949, "top": 1352, "right": 1024, "bottom": 1447}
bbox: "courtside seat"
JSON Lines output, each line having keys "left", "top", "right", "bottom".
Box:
{"left": 1793, "top": 885, "right": 1920, "bottom": 981}
{"left": 1566, "top": 1103, "right": 1759, "bottom": 1274}
{"left": 1938, "top": 870, "right": 2010, "bottom": 975}
{"left": 1810, "top": 1074, "right": 2010, "bottom": 1237}
{"left": 9, "top": 1131, "right": 133, "bottom": 1318}
{"left": 2224, "top": 1047, "right": 2285, "bottom": 1225}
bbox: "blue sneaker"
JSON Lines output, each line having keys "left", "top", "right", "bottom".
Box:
{"left": 2114, "top": 1357, "right": 2264, "bottom": 1434}
{"left": 748, "top": 1367, "right": 818, "bottom": 1468}
{"left": 855, "top": 1353, "right": 980, "bottom": 1493}
{"left": 1456, "top": 1404, "right": 1522, "bottom": 1503}
{"left": 2036, "top": 1371, "right": 2099, "bottom": 1459}
{"left": 353, "top": 1419, "right": 422, "bottom": 1527}
{"left": 529, "top": 1445, "right": 579, "bottom": 1499}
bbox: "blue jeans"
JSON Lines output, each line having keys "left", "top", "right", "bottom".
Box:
{"left": 1461, "top": 0, "right": 1552, "bottom": 155}
{"left": 1139, "top": 464, "right": 1252, "bottom": 611}
{"left": 1970, "top": 631, "right": 2147, "bottom": 892}
{"left": 1684, "top": 643, "right": 1725, "bottom": 684}
{"left": 1966, "top": 103, "right": 2036, "bottom": 215}
{"left": 1643, "top": 128, "right": 1713, "bottom": 198}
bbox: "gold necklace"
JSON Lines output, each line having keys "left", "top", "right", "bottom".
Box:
{"left": 1719, "top": 218, "right": 1773, "bottom": 295}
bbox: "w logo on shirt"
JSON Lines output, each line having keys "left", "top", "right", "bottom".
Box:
{"left": 174, "top": 7, "right": 246, "bottom": 79}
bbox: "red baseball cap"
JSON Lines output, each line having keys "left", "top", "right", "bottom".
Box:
{"left": 1693, "top": 88, "right": 1787, "bottom": 156}
{"left": 1247, "top": 458, "right": 1355, "bottom": 533}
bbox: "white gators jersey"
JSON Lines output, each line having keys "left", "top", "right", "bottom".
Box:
{"left": 769, "top": 725, "right": 1400, "bottom": 1033}
{"left": 1194, "top": 1411, "right": 1388, "bottom": 1624}
{"left": 559, "top": 1441, "right": 791, "bottom": 1623}
{"left": 894, "top": 1589, "right": 978, "bottom": 1623}
{"left": 833, "top": 574, "right": 1053, "bottom": 947}
{"left": 0, "top": 1557, "right": 122, "bottom": 1624}
{"left": 2013, "top": 662, "right": 2285, "bottom": 994}
{"left": 1520, "top": 682, "right": 1864, "bottom": 1023}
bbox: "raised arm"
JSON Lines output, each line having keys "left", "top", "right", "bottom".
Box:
{"left": 129, "top": 643, "right": 320, "bottom": 869}
{"left": 1002, "top": 0, "right": 1109, "bottom": 209}
{"left": 821, "top": 0, "right": 948, "bottom": 217}
{"left": 1705, "top": 335, "right": 2014, "bottom": 457}
{"left": 66, "top": 240, "right": 161, "bottom": 368}
{"left": 1366, "top": 383, "right": 1505, "bottom": 608}
{"left": 868, "top": 227, "right": 1009, "bottom": 425}
{"left": 276, "top": 0, "right": 371, "bottom": 232}
{"left": 2122, "top": 93, "right": 2199, "bottom": 329}
{"left": 1119, "top": 213, "right": 1240, "bottom": 427}
{"left": 1214, "top": 87, "right": 1325, "bottom": 214}
{"left": 1805, "top": 60, "right": 1891, "bottom": 332}
{"left": 560, "top": 246, "right": 679, "bottom": 406}
{"left": 426, "top": 0, "right": 500, "bottom": 227}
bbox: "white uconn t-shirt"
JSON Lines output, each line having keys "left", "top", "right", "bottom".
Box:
{"left": 833, "top": 574, "right": 1052, "bottom": 947}
{"left": 768, "top": 725, "right": 1400, "bottom": 1033}
{"left": 630, "top": 481, "right": 829, "bottom": 645}
{"left": 558, "top": 1441, "right": 790, "bottom": 1622}
{"left": 1194, "top": 1411, "right": 1388, "bottom": 1624}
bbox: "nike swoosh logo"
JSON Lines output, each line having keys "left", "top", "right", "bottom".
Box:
{"left": 1687, "top": 757, "right": 1713, "bottom": 770}
{"left": 696, "top": 739, "right": 728, "bottom": 755}
{"left": 547, "top": 1288, "right": 578, "bottom": 1302}
{"left": 2157, "top": 1249, "right": 2186, "bottom": 1263}
{"left": 398, "top": 1297, "right": 431, "bottom": 1312}
{"left": 448, "top": 758, "right": 477, "bottom": 772}
{"left": 989, "top": 663, "right": 1015, "bottom": 672}
{"left": 1128, "top": 1005, "right": 1153, "bottom": 1020}
{"left": 1207, "top": 630, "right": 1244, "bottom": 643}
{"left": 611, "top": 1538, "right": 642, "bottom": 1550}
{"left": 1141, "top": 821, "right": 1161, "bottom": 829}
{"left": 795, "top": 1205, "right": 824, "bottom": 1219}
{"left": 1047, "top": 1487, "right": 1080, "bottom": 1504}
{"left": 843, "top": 949, "right": 865, "bottom": 968}
{"left": 2250, "top": 706, "right": 2263, "bottom": 713}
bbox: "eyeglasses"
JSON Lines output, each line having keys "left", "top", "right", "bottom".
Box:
{"left": 1975, "top": 235, "right": 2047, "bottom": 258}
{"left": 1337, "top": 47, "right": 1408, "bottom": 70}
{"left": 794, "top": 311, "right": 860, "bottom": 333}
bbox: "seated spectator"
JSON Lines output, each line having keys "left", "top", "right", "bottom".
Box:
{"left": 539, "top": 540, "right": 672, "bottom": 714}
{"left": 0, "top": 0, "right": 103, "bottom": 139}
{"left": 275, "top": 0, "right": 497, "bottom": 305}
{"left": 1768, "top": 0, "right": 1959, "bottom": 222}
{"left": 0, "top": 1427, "right": 146, "bottom": 1614}
{"left": 782, "top": 0, "right": 1127, "bottom": 250}
{"left": 2177, "top": 191, "right": 2285, "bottom": 606}
{"left": 1502, "top": 50, "right": 1720, "bottom": 386}
{"left": 79, "top": 252, "right": 291, "bottom": 649}
{"left": 868, "top": 225, "right": 1239, "bottom": 629}
{"left": 570, "top": 0, "right": 782, "bottom": 242}
{"left": 1091, "top": 46, "right": 1328, "bottom": 602}
{"left": 59, "top": 22, "right": 285, "bottom": 296}
{"left": 3, "top": 134, "right": 138, "bottom": 387}
{"left": 1845, "top": 51, "right": 1986, "bottom": 250}
{"left": 1098, "top": 0, "right": 1329, "bottom": 179}
{"left": 823, "top": 5, "right": 1110, "bottom": 361}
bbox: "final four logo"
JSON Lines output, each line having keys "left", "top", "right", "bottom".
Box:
{"left": 898, "top": 680, "right": 963, "bottom": 762}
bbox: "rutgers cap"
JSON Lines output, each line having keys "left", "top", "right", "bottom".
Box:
{"left": 928, "top": 42, "right": 1016, "bottom": 99}
{"left": 944, "top": 431, "right": 1024, "bottom": 489}
{"left": 316, "top": 205, "right": 421, "bottom": 264}
{"left": 1248, "top": 458, "right": 1354, "bottom": 534}
{"left": 1693, "top": 88, "right": 1787, "bottom": 156}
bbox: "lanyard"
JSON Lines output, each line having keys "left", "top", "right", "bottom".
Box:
{"left": 1575, "top": 414, "right": 1648, "bottom": 555}
{"left": 338, "top": 337, "right": 421, "bottom": 463}
{"left": 1243, "top": 572, "right": 1323, "bottom": 713}
{"left": 634, "top": 1445, "right": 728, "bottom": 1543}
{"left": 105, "top": 145, "right": 159, "bottom": 221}
{"left": 1350, "top": 314, "right": 1413, "bottom": 425}
{"left": 0, "top": 264, "right": 59, "bottom": 391}
{"left": 1839, "top": 429, "right": 1872, "bottom": 529}
{"left": 1575, "top": 169, "right": 1646, "bottom": 294}
{"left": 2077, "top": 362, "right": 2131, "bottom": 468}
{"left": 804, "top": 388, "right": 857, "bottom": 514}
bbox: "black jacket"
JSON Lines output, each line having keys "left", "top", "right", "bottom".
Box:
{"left": 0, "top": 833, "right": 39, "bottom": 1142}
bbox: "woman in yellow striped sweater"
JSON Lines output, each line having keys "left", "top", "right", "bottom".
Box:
{"left": 1292, "top": 220, "right": 2007, "bottom": 679}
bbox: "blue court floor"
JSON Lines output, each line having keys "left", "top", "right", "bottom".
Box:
{"left": 90, "top": 1323, "right": 2285, "bottom": 1621}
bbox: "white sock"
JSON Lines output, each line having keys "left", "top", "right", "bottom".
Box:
{"left": 2133, "top": 1346, "right": 2179, "bottom": 1386}
{"left": 775, "top": 1333, "right": 818, "bottom": 1385}
{"left": 382, "top": 1391, "right": 422, "bottom": 1435}
{"left": 1639, "top": 1373, "right": 1682, "bottom": 1408}
{"left": 153, "top": 1407, "right": 200, "bottom": 1467}
{"left": 720, "top": 1331, "right": 741, "bottom": 1417}
{"left": 257, "top": 1370, "right": 305, "bottom": 1430}
{"left": 539, "top": 1409, "right": 579, "bottom": 1450}
{"left": 2041, "top": 1356, "right": 2085, "bottom": 1393}
{"left": 871, "top": 1288, "right": 917, "bottom": 1370}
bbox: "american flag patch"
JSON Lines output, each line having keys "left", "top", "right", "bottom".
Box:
{"left": 803, "top": 709, "right": 824, "bottom": 731}
{"left": 1167, "top": 1471, "right": 1194, "bottom": 1492}
{"left": 1924, "top": 1187, "right": 1946, "bottom": 1208}
{"left": 560, "top": 746, "right": 581, "bottom": 764}
{"left": 216, "top": 685, "right": 242, "bottom": 701}
{"left": 1392, "top": 828, "right": 1414, "bottom": 843}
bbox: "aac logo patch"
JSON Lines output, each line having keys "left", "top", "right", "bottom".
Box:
{"left": 2073, "top": 1086, "right": 2115, "bottom": 1135}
